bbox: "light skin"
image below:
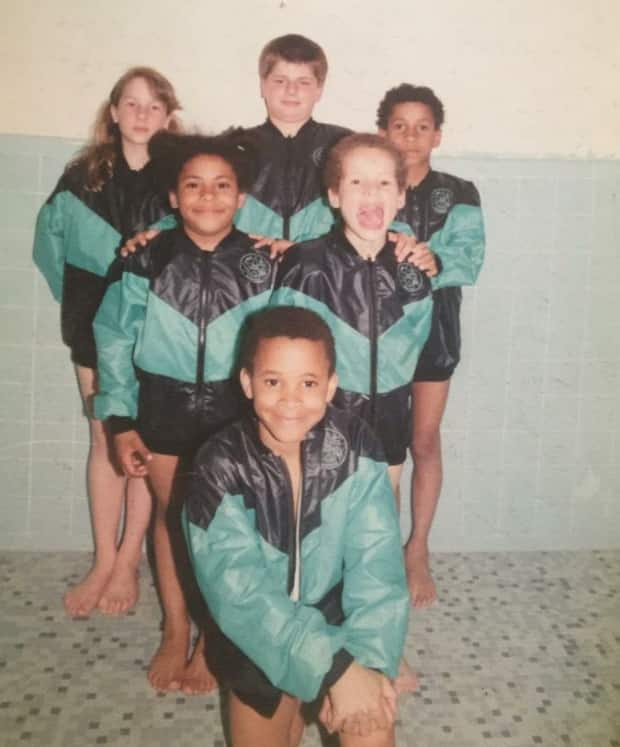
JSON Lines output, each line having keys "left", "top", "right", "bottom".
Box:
{"left": 381, "top": 100, "right": 445, "bottom": 608}
{"left": 62, "top": 79, "right": 172, "bottom": 620}
{"left": 260, "top": 60, "right": 324, "bottom": 136}
{"left": 238, "top": 336, "right": 397, "bottom": 744}
{"left": 113, "top": 154, "right": 246, "bottom": 693}
{"left": 111, "top": 75, "right": 172, "bottom": 170}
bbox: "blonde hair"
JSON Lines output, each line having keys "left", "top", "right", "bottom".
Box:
{"left": 324, "top": 133, "right": 408, "bottom": 192}
{"left": 72, "top": 66, "right": 182, "bottom": 191}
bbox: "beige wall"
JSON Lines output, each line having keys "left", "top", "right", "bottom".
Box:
{"left": 2, "top": 0, "right": 619, "bottom": 156}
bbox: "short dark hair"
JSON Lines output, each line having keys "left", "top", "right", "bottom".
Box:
{"left": 259, "top": 34, "right": 328, "bottom": 85}
{"left": 241, "top": 307, "right": 336, "bottom": 374}
{"left": 324, "top": 133, "right": 408, "bottom": 192}
{"left": 376, "top": 84, "right": 445, "bottom": 130}
{"left": 148, "top": 129, "right": 259, "bottom": 194}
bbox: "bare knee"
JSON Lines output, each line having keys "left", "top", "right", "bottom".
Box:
{"left": 411, "top": 427, "right": 441, "bottom": 463}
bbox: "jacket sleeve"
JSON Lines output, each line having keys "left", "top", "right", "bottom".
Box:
{"left": 183, "top": 457, "right": 349, "bottom": 702}
{"left": 93, "top": 258, "right": 149, "bottom": 424}
{"left": 429, "top": 184, "right": 485, "bottom": 290}
{"left": 340, "top": 453, "right": 410, "bottom": 678}
{"left": 32, "top": 184, "right": 68, "bottom": 302}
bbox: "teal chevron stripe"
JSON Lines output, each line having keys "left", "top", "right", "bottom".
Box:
{"left": 289, "top": 197, "right": 336, "bottom": 241}
{"left": 150, "top": 213, "right": 177, "bottom": 231}
{"left": 60, "top": 191, "right": 121, "bottom": 276}
{"left": 235, "top": 195, "right": 283, "bottom": 238}
{"left": 376, "top": 297, "right": 432, "bottom": 391}
{"left": 134, "top": 291, "right": 198, "bottom": 382}
{"left": 203, "top": 291, "right": 272, "bottom": 380}
{"left": 271, "top": 287, "right": 371, "bottom": 394}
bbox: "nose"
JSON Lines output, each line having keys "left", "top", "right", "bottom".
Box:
{"left": 285, "top": 79, "right": 298, "bottom": 94}
{"left": 279, "top": 384, "right": 302, "bottom": 406}
{"left": 199, "top": 183, "right": 215, "bottom": 200}
{"left": 136, "top": 104, "right": 148, "bottom": 120}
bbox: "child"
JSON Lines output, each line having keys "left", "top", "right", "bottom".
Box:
{"left": 93, "top": 130, "right": 276, "bottom": 694}
{"left": 377, "top": 83, "right": 485, "bottom": 607}
{"left": 32, "top": 67, "right": 181, "bottom": 619}
{"left": 184, "top": 306, "right": 409, "bottom": 746}
{"left": 271, "top": 133, "right": 437, "bottom": 499}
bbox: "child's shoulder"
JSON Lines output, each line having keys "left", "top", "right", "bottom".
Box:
{"left": 429, "top": 169, "right": 480, "bottom": 205}
{"left": 320, "top": 405, "right": 387, "bottom": 465}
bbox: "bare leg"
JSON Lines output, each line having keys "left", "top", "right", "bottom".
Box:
{"left": 386, "top": 464, "right": 403, "bottom": 508}
{"left": 229, "top": 690, "right": 300, "bottom": 747}
{"left": 406, "top": 379, "right": 450, "bottom": 608}
{"left": 147, "top": 453, "right": 189, "bottom": 692}
{"left": 63, "top": 366, "right": 126, "bottom": 618}
{"left": 339, "top": 727, "right": 395, "bottom": 747}
{"left": 97, "top": 475, "right": 152, "bottom": 615}
{"left": 181, "top": 631, "right": 217, "bottom": 694}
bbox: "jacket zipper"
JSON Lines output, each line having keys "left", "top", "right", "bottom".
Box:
{"left": 196, "top": 253, "right": 209, "bottom": 395}
{"left": 282, "top": 137, "right": 293, "bottom": 240}
{"left": 283, "top": 448, "right": 304, "bottom": 597}
{"left": 367, "top": 259, "right": 378, "bottom": 429}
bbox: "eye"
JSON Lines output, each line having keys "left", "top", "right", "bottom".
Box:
{"left": 350, "top": 178, "right": 361, "bottom": 185}
{"left": 184, "top": 180, "right": 199, "bottom": 190}
{"left": 303, "top": 379, "right": 318, "bottom": 388}
{"left": 151, "top": 102, "right": 163, "bottom": 112}
{"left": 264, "top": 378, "right": 279, "bottom": 387}
{"left": 380, "top": 179, "right": 392, "bottom": 187}
{"left": 393, "top": 122, "right": 405, "bottom": 131}
{"left": 217, "top": 180, "right": 232, "bottom": 190}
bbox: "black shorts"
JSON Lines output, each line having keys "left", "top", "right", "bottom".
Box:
{"left": 413, "top": 286, "right": 461, "bottom": 383}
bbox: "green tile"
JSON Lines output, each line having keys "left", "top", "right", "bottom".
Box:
{"left": 0, "top": 152, "right": 39, "bottom": 193}
{"left": 30, "top": 459, "right": 74, "bottom": 499}
{"left": 33, "top": 385, "right": 77, "bottom": 423}
{"left": 0, "top": 229, "right": 36, "bottom": 268}
{"left": 1, "top": 268, "right": 35, "bottom": 307}
{"left": 0, "top": 420, "right": 30, "bottom": 458}
{"left": 1, "top": 382, "right": 31, "bottom": 420}
{"left": 0, "top": 344, "right": 32, "bottom": 381}
{"left": 0, "top": 306, "right": 33, "bottom": 344}
{"left": 1, "top": 192, "right": 42, "bottom": 231}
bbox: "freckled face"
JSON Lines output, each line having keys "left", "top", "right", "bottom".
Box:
{"left": 240, "top": 336, "right": 337, "bottom": 454}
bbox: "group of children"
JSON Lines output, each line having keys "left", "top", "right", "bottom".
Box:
{"left": 33, "top": 33, "right": 484, "bottom": 746}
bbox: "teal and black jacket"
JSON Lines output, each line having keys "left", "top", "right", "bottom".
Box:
{"left": 183, "top": 405, "right": 409, "bottom": 713}
{"left": 234, "top": 119, "right": 350, "bottom": 241}
{"left": 270, "top": 229, "right": 433, "bottom": 465}
{"left": 93, "top": 227, "right": 276, "bottom": 455}
{"left": 32, "top": 152, "right": 174, "bottom": 368}
{"left": 391, "top": 170, "right": 485, "bottom": 380}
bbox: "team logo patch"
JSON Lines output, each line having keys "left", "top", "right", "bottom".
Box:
{"left": 397, "top": 262, "right": 425, "bottom": 295}
{"left": 239, "top": 253, "right": 271, "bottom": 283}
{"left": 321, "top": 424, "right": 348, "bottom": 470}
{"left": 311, "top": 146, "right": 325, "bottom": 167}
{"left": 430, "top": 187, "right": 454, "bottom": 214}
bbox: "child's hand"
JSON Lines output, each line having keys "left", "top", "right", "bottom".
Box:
{"left": 250, "top": 234, "right": 293, "bottom": 260}
{"left": 389, "top": 231, "right": 439, "bottom": 277}
{"left": 114, "top": 430, "right": 152, "bottom": 477}
{"left": 326, "top": 662, "right": 395, "bottom": 737}
{"left": 119, "top": 229, "right": 160, "bottom": 257}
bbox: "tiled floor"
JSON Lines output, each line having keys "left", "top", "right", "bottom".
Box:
{"left": 1, "top": 550, "right": 618, "bottom": 746}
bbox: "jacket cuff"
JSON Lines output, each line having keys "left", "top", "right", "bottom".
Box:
{"left": 107, "top": 416, "right": 138, "bottom": 435}
{"left": 321, "top": 648, "right": 354, "bottom": 691}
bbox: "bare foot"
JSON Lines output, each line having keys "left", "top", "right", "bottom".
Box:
{"left": 97, "top": 563, "right": 139, "bottom": 616}
{"left": 394, "top": 657, "right": 418, "bottom": 694}
{"left": 405, "top": 548, "right": 437, "bottom": 608}
{"left": 63, "top": 564, "right": 113, "bottom": 618}
{"left": 148, "top": 632, "right": 189, "bottom": 692}
{"left": 181, "top": 634, "right": 217, "bottom": 695}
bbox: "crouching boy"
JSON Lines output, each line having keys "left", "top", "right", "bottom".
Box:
{"left": 183, "top": 307, "right": 409, "bottom": 746}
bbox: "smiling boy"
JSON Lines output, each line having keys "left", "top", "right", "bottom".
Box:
{"left": 184, "top": 306, "right": 408, "bottom": 746}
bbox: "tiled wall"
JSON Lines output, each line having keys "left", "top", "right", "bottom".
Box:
{"left": 1, "top": 133, "right": 619, "bottom": 551}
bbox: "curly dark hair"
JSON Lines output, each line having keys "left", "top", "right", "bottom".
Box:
{"left": 376, "top": 84, "right": 444, "bottom": 130}
{"left": 148, "top": 129, "right": 259, "bottom": 194}
{"left": 240, "top": 307, "right": 336, "bottom": 375}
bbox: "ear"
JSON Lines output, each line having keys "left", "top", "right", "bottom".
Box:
{"left": 377, "top": 128, "right": 387, "bottom": 138}
{"left": 237, "top": 192, "right": 246, "bottom": 210}
{"left": 169, "top": 190, "right": 179, "bottom": 209}
{"left": 239, "top": 368, "right": 254, "bottom": 400}
{"left": 327, "top": 187, "right": 340, "bottom": 210}
{"left": 110, "top": 104, "right": 119, "bottom": 124}
{"left": 326, "top": 372, "right": 338, "bottom": 403}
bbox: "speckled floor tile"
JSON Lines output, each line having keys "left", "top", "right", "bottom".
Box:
{"left": 1, "top": 551, "right": 618, "bottom": 746}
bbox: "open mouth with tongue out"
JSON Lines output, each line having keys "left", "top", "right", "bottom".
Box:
{"left": 357, "top": 205, "right": 385, "bottom": 230}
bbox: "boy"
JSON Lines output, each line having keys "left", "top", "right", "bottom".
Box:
{"left": 378, "top": 84, "right": 485, "bottom": 607}
{"left": 235, "top": 33, "right": 351, "bottom": 248}
{"left": 94, "top": 131, "right": 276, "bottom": 694}
{"left": 184, "top": 306, "right": 409, "bottom": 746}
{"left": 271, "top": 133, "right": 437, "bottom": 498}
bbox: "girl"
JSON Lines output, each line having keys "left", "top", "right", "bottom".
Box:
{"left": 33, "top": 67, "right": 181, "bottom": 619}
{"left": 93, "top": 130, "right": 276, "bottom": 694}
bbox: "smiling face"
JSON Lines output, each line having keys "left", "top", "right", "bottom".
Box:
{"left": 240, "top": 336, "right": 337, "bottom": 457}
{"left": 328, "top": 146, "right": 405, "bottom": 257}
{"left": 169, "top": 154, "right": 244, "bottom": 251}
{"left": 260, "top": 60, "right": 323, "bottom": 134}
{"left": 380, "top": 101, "right": 441, "bottom": 174}
{"left": 110, "top": 76, "right": 171, "bottom": 150}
